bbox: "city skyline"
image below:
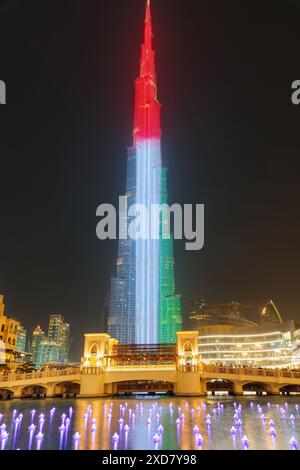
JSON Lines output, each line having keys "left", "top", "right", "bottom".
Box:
{"left": 0, "top": 0, "right": 299, "bottom": 359}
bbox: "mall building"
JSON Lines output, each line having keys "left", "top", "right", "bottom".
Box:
{"left": 189, "top": 299, "right": 300, "bottom": 368}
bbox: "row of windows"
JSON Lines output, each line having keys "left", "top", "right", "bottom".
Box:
{"left": 0, "top": 335, "right": 15, "bottom": 346}
{"left": 1, "top": 323, "right": 18, "bottom": 334}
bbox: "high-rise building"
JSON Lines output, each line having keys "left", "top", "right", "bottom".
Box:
{"left": 108, "top": 0, "right": 182, "bottom": 344}
{"left": 16, "top": 324, "right": 27, "bottom": 352}
{"left": 48, "top": 314, "right": 70, "bottom": 361}
{"left": 35, "top": 337, "right": 61, "bottom": 370}
{"left": 31, "top": 324, "right": 45, "bottom": 364}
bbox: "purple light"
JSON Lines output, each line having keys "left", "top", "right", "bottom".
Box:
{"left": 59, "top": 424, "right": 65, "bottom": 433}
{"left": 242, "top": 435, "right": 249, "bottom": 449}
{"left": 158, "top": 425, "right": 164, "bottom": 434}
{"left": 36, "top": 432, "right": 44, "bottom": 451}
{"left": 73, "top": 432, "right": 80, "bottom": 450}
{"left": 1, "top": 431, "right": 9, "bottom": 450}
{"left": 290, "top": 436, "right": 298, "bottom": 450}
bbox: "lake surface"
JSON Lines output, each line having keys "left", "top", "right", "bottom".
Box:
{"left": 0, "top": 396, "right": 299, "bottom": 450}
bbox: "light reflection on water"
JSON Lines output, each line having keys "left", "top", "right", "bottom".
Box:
{"left": 0, "top": 396, "right": 299, "bottom": 450}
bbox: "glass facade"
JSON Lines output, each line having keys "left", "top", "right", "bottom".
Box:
{"left": 35, "top": 338, "right": 61, "bottom": 370}
{"left": 108, "top": 2, "right": 182, "bottom": 344}
{"left": 48, "top": 314, "right": 70, "bottom": 361}
{"left": 198, "top": 330, "right": 298, "bottom": 368}
{"left": 16, "top": 325, "right": 27, "bottom": 352}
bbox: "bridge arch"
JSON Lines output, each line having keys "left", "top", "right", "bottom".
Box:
{"left": 205, "top": 379, "right": 234, "bottom": 394}
{"left": 21, "top": 385, "right": 47, "bottom": 399}
{"left": 52, "top": 381, "right": 81, "bottom": 398}
{"left": 279, "top": 384, "right": 300, "bottom": 395}
{"left": 242, "top": 382, "right": 272, "bottom": 395}
{"left": 0, "top": 388, "right": 14, "bottom": 400}
{"left": 110, "top": 380, "right": 175, "bottom": 395}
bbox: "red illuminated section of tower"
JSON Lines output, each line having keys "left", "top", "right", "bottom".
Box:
{"left": 133, "top": 0, "right": 161, "bottom": 144}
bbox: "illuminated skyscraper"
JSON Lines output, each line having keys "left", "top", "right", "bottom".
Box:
{"left": 31, "top": 324, "right": 45, "bottom": 364}
{"left": 108, "top": 1, "right": 182, "bottom": 344}
{"left": 48, "top": 314, "right": 70, "bottom": 361}
{"left": 16, "top": 324, "right": 27, "bottom": 352}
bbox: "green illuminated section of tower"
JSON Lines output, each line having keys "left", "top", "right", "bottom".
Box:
{"left": 158, "top": 168, "right": 182, "bottom": 343}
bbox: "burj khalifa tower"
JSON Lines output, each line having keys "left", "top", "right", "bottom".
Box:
{"left": 108, "top": 0, "right": 182, "bottom": 345}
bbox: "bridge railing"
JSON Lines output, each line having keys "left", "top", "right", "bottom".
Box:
{"left": 0, "top": 367, "right": 81, "bottom": 384}
{"left": 177, "top": 365, "right": 202, "bottom": 373}
{"left": 106, "top": 364, "right": 176, "bottom": 372}
{"left": 81, "top": 367, "right": 102, "bottom": 375}
{"left": 203, "top": 364, "right": 300, "bottom": 379}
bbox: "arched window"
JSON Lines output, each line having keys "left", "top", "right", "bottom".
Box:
{"left": 183, "top": 341, "right": 193, "bottom": 366}
{"left": 8, "top": 337, "right": 11, "bottom": 345}
{"left": 12, "top": 339, "right": 15, "bottom": 346}
{"left": 90, "top": 344, "right": 98, "bottom": 356}
{"left": 184, "top": 341, "right": 192, "bottom": 353}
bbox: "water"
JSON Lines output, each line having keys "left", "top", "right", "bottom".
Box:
{"left": 0, "top": 396, "right": 299, "bottom": 450}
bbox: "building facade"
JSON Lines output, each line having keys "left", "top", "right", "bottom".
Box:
{"left": 108, "top": 0, "right": 182, "bottom": 344}
{"left": 189, "top": 298, "right": 300, "bottom": 368}
{"left": 0, "top": 294, "right": 20, "bottom": 363}
{"left": 35, "top": 338, "right": 61, "bottom": 370}
{"left": 197, "top": 324, "right": 297, "bottom": 368}
{"left": 16, "top": 324, "right": 27, "bottom": 352}
{"left": 31, "top": 324, "right": 45, "bottom": 364}
{"left": 48, "top": 314, "right": 70, "bottom": 361}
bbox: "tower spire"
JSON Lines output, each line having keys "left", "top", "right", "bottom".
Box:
{"left": 134, "top": 0, "right": 160, "bottom": 143}
{"left": 140, "top": 0, "right": 155, "bottom": 79}
{"left": 145, "top": 0, "right": 152, "bottom": 50}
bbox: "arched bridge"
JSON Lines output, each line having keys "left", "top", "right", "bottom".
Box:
{"left": 0, "top": 368, "right": 81, "bottom": 399}
{"left": 200, "top": 364, "right": 300, "bottom": 395}
{"left": 1, "top": 364, "right": 300, "bottom": 399}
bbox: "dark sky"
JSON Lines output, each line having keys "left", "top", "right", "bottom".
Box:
{"left": 0, "top": 0, "right": 299, "bottom": 359}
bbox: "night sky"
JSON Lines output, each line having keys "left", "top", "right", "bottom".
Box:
{"left": 0, "top": 0, "right": 299, "bottom": 359}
